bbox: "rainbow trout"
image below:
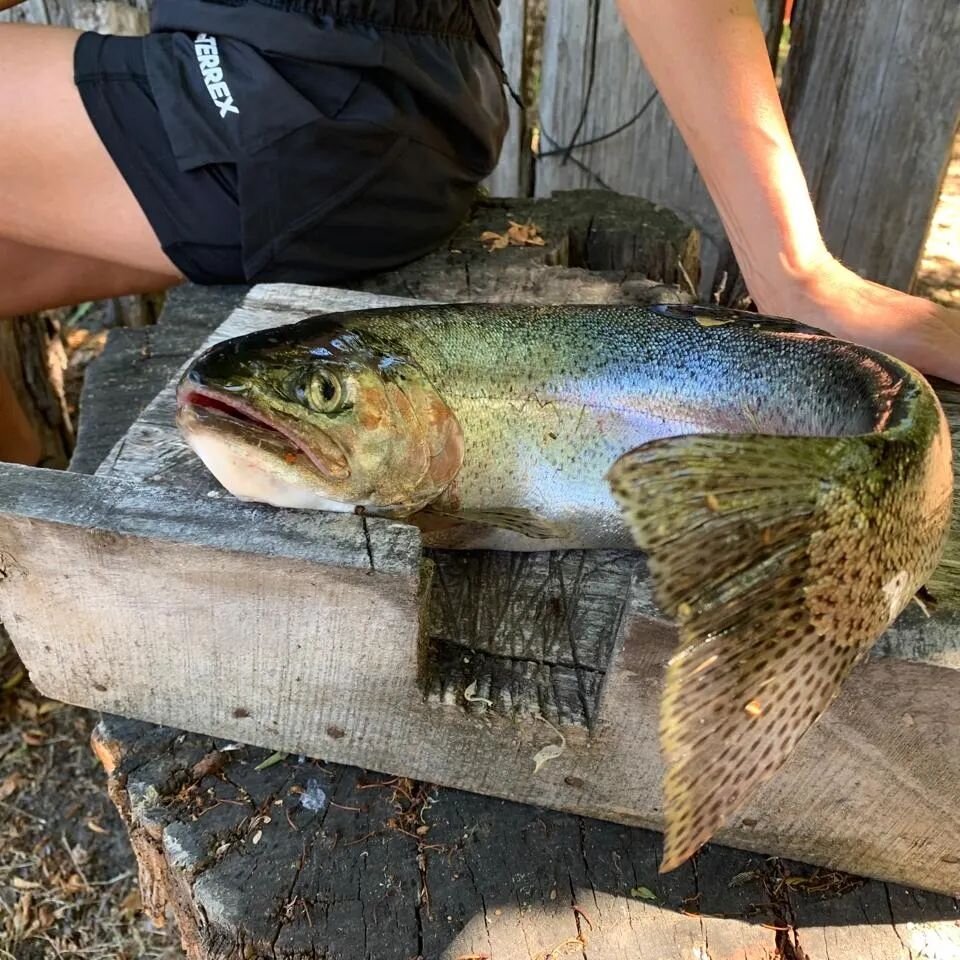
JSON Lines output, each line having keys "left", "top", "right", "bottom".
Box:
{"left": 176, "top": 302, "right": 955, "bottom": 871}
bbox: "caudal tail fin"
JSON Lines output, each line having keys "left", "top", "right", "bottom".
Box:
{"left": 927, "top": 379, "right": 960, "bottom": 608}
{"left": 606, "top": 431, "right": 948, "bottom": 873}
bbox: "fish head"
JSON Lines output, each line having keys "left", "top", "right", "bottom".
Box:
{"left": 175, "top": 322, "right": 464, "bottom": 515}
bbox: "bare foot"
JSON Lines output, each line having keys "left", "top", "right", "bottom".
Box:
{"left": 754, "top": 253, "right": 960, "bottom": 385}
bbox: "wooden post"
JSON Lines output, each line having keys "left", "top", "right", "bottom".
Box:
{"left": 535, "top": 0, "right": 785, "bottom": 294}
{"left": 781, "top": 0, "right": 960, "bottom": 291}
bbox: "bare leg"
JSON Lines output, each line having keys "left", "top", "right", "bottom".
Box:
{"left": 0, "top": 23, "right": 182, "bottom": 275}
{"left": 0, "top": 238, "right": 181, "bottom": 316}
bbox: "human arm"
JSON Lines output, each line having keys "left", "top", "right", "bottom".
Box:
{"left": 616, "top": 0, "right": 960, "bottom": 383}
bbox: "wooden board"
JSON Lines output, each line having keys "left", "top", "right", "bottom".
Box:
{"left": 483, "top": 0, "right": 529, "bottom": 197}
{"left": 2, "top": 282, "right": 960, "bottom": 897}
{"left": 781, "top": 0, "right": 960, "bottom": 292}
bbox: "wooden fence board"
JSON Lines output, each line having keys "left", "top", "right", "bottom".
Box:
{"left": 781, "top": 0, "right": 960, "bottom": 291}
{"left": 535, "top": 0, "right": 785, "bottom": 291}
{"left": 484, "top": 0, "right": 529, "bottom": 197}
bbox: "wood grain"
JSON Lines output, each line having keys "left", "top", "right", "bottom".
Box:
{"left": 781, "top": 0, "right": 960, "bottom": 291}
{"left": 483, "top": 0, "right": 529, "bottom": 197}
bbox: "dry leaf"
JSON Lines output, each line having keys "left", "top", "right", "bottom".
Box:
{"left": 505, "top": 219, "right": 546, "bottom": 246}
{"left": 532, "top": 716, "right": 567, "bottom": 773}
{"left": 532, "top": 742, "right": 565, "bottom": 773}
{"left": 0, "top": 772, "right": 26, "bottom": 801}
{"left": 35, "top": 903, "right": 55, "bottom": 931}
{"left": 85, "top": 818, "right": 108, "bottom": 835}
{"left": 59, "top": 873, "right": 88, "bottom": 896}
{"left": 2, "top": 667, "right": 25, "bottom": 691}
{"left": 21, "top": 729, "right": 47, "bottom": 748}
{"left": 13, "top": 891, "right": 32, "bottom": 937}
{"left": 191, "top": 750, "right": 225, "bottom": 780}
{"left": 479, "top": 230, "right": 509, "bottom": 252}
{"left": 119, "top": 888, "right": 142, "bottom": 919}
{"left": 251, "top": 830, "right": 263, "bottom": 845}
{"left": 480, "top": 220, "right": 547, "bottom": 252}
{"left": 17, "top": 698, "right": 38, "bottom": 721}
{"left": 12, "top": 877, "right": 42, "bottom": 890}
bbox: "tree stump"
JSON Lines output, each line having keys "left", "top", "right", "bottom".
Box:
{"left": 0, "top": 317, "right": 73, "bottom": 468}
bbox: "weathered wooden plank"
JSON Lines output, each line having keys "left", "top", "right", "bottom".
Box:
{"left": 781, "top": 0, "right": 960, "bottom": 291}
{"left": 535, "top": 0, "right": 785, "bottom": 292}
{"left": 483, "top": 0, "right": 529, "bottom": 197}
{"left": 2, "top": 475, "right": 959, "bottom": 894}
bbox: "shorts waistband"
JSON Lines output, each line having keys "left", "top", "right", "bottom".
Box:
{"left": 185, "top": 0, "right": 488, "bottom": 37}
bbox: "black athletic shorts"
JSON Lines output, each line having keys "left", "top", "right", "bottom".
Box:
{"left": 74, "top": 0, "right": 508, "bottom": 286}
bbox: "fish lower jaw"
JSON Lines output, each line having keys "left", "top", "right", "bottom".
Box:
{"left": 180, "top": 427, "right": 360, "bottom": 513}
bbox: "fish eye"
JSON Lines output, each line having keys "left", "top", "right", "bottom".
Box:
{"left": 301, "top": 369, "right": 343, "bottom": 413}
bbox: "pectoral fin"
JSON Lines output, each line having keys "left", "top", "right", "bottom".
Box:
{"left": 420, "top": 504, "right": 565, "bottom": 540}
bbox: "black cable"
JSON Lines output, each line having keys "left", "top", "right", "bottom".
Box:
{"left": 537, "top": 89, "right": 659, "bottom": 158}
{"left": 524, "top": 0, "right": 662, "bottom": 186}
{"left": 559, "top": 0, "right": 602, "bottom": 166}
{"left": 538, "top": 128, "right": 615, "bottom": 192}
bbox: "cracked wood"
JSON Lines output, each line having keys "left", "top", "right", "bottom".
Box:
{"left": 92, "top": 716, "right": 960, "bottom": 960}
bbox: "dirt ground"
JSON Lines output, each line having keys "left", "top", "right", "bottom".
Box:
{"left": 0, "top": 632, "right": 180, "bottom": 959}
{"left": 1, "top": 134, "right": 959, "bottom": 959}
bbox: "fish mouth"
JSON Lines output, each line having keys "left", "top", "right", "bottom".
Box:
{"left": 177, "top": 384, "right": 350, "bottom": 480}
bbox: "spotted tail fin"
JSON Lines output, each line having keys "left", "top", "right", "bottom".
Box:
{"left": 606, "top": 431, "right": 948, "bottom": 872}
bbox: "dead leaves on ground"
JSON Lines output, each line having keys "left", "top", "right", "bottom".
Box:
{"left": 0, "top": 649, "right": 172, "bottom": 959}
{"left": 0, "top": 771, "right": 26, "bottom": 800}
{"left": 480, "top": 219, "right": 546, "bottom": 252}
